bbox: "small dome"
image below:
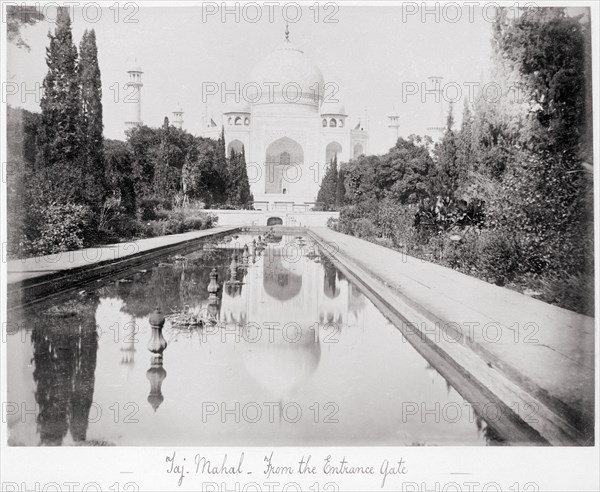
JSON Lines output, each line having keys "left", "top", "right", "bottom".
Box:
{"left": 128, "top": 58, "right": 143, "bottom": 73}
{"left": 250, "top": 39, "right": 324, "bottom": 109}
{"left": 224, "top": 101, "right": 251, "bottom": 114}
{"left": 321, "top": 99, "right": 346, "bottom": 116}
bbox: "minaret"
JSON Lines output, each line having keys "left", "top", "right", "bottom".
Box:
{"left": 426, "top": 76, "right": 445, "bottom": 135}
{"left": 124, "top": 59, "right": 143, "bottom": 132}
{"left": 172, "top": 103, "right": 184, "bottom": 129}
{"left": 387, "top": 107, "right": 400, "bottom": 143}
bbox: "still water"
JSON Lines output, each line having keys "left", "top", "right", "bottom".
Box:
{"left": 7, "top": 233, "right": 500, "bottom": 446}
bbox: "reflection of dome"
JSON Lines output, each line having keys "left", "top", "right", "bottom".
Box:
{"left": 250, "top": 39, "right": 325, "bottom": 109}
{"left": 243, "top": 325, "right": 321, "bottom": 396}
{"left": 263, "top": 254, "right": 302, "bottom": 301}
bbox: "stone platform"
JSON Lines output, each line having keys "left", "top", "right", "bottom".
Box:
{"left": 204, "top": 209, "right": 338, "bottom": 227}
{"left": 309, "top": 227, "right": 596, "bottom": 446}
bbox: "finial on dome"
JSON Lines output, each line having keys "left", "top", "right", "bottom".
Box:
{"left": 285, "top": 23, "right": 289, "bottom": 42}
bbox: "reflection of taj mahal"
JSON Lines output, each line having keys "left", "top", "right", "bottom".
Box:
{"left": 212, "top": 235, "right": 364, "bottom": 398}
{"left": 202, "top": 27, "right": 370, "bottom": 212}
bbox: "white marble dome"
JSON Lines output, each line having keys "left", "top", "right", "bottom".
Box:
{"left": 250, "top": 39, "right": 325, "bottom": 109}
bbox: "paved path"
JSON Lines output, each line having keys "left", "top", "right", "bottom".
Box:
{"left": 7, "top": 226, "right": 238, "bottom": 285}
{"left": 309, "top": 227, "right": 595, "bottom": 445}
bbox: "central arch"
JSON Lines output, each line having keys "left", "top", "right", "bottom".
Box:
{"left": 267, "top": 216, "right": 284, "bottom": 226}
{"left": 265, "top": 137, "right": 304, "bottom": 194}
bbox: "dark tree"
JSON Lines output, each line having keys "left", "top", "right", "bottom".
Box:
{"left": 317, "top": 154, "right": 338, "bottom": 211}
{"left": 79, "top": 29, "right": 106, "bottom": 209}
{"left": 385, "top": 135, "right": 434, "bottom": 204}
{"left": 37, "top": 7, "right": 82, "bottom": 172}
{"left": 335, "top": 166, "right": 346, "bottom": 208}
{"left": 104, "top": 139, "right": 136, "bottom": 214}
{"left": 456, "top": 100, "right": 475, "bottom": 174}
{"left": 127, "top": 125, "right": 161, "bottom": 197}
{"left": 213, "top": 126, "right": 229, "bottom": 204}
{"left": 153, "top": 117, "right": 171, "bottom": 199}
{"left": 431, "top": 105, "right": 462, "bottom": 198}
{"left": 226, "top": 146, "right": 253, "bottom": 209}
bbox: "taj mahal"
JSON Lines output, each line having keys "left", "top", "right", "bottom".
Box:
{"left": 201, "top": 26, "right": 370, "bottom": 212}
{"left": 124, "top": 26, "right": 370, "bottom": 213}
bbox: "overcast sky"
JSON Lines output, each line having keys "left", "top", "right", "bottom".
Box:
{"left": 7, "top": 3, "right": 500, "bottom": 154}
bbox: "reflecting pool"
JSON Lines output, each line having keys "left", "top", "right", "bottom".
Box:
{"left": 7, "top": 233, "right": 501, "bottom": 446}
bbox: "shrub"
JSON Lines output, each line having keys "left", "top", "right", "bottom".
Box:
{"left": 139, "top": 197, "right": 161, "bottom": 220}
{"left": 184, "top": 214, "right": 214, "bottom": 231}
{"left": 27, "top": 203, "right": 92, "bottom": 256}
{"left": 138, "top": 211, "right": 217, "bottom": 239}
{"left": 414, "top": 197, "right": 485, "bottom": 234}
{"left": 472, "top": 229, "right": 526, "bottom": 286}
{"left": 113, "top": 215, "right": 145, "bottom": 239}
{"left": 353, "top": 218, "right": 378, "bottom": 239}
{"left": 532, "top": 272, "right": 594, "bottom": 317}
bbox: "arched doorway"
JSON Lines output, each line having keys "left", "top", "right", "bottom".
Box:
{"left": 325, "top": 141, "right": 342, "bottom": 166}
{"left": 267, "top": 217, "right": 283, "bottom": 226}
{"left": 227, "top": 139, "right": 244, "bottom": 155}
{"left": 265, "top": 137, "right": 304, "bottom": 194}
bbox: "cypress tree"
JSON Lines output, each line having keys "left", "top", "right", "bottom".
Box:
{"left": 456, "top": 99, "right": 474, "bottom": 174}
{"left": 79, "top": 29, "right": 106, "bottom": 208}
{"left": 237, "top": 146, "right": 253, "bottom": 209}
{"left": 335, "top": 165, "right": 346, "bottom": 208}
{"left": 317, "top": 154, "right": 338, "bottom": 211}
{"left": 227, "top": 147, "right": 238, "bottom": 202}
{"left": 37, "top": 7, "right": 81, "bottom": 171}
{"left": 154, "top": 117, "right": 170, "bottom": 199}
{"left": 210, "top": 126, "right": 228, "bottom": 204}
{"left": 218, "top": 126, "right": 227, "bottom": 166}
{"left": 431, "top": 104, "right": 460, "bottom": 198}
{"left": 226, "top": 146, "right": 252, "bottom": 209}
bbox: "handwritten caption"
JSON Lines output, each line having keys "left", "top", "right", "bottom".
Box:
{"left": 165, "top": 451, "right": 407, "bottom": 489}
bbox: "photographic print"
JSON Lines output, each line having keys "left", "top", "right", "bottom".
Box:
{"left": 1, "top": 1, "right": 598, "bottom": 490}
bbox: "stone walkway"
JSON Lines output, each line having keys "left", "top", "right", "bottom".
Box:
{"left": 309, "top": 227, "right": 595, "bottom": 445}
{"left": 7, "top": 226, "right": 238, "bottom": 285}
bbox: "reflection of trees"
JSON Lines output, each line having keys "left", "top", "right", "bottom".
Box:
{"left": 225, "top": 281, "right": 244, "bottom": 298}
{"left": 113, "top": 272, "right": 154, "bottom": 318}
{"left": 474, "top": 413, "right": 506, "bottom": 446}
{"left": 348, "top": 284, "right": 366, "bottom": 318}
{"left": 322, "top": 257, "right": 340, "bottom": 299}
{"left": 113, "top": 250, "right": 232, "bottom": 316}
{"left": 31, "top": 296, "right": 99, "bottom": 445}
